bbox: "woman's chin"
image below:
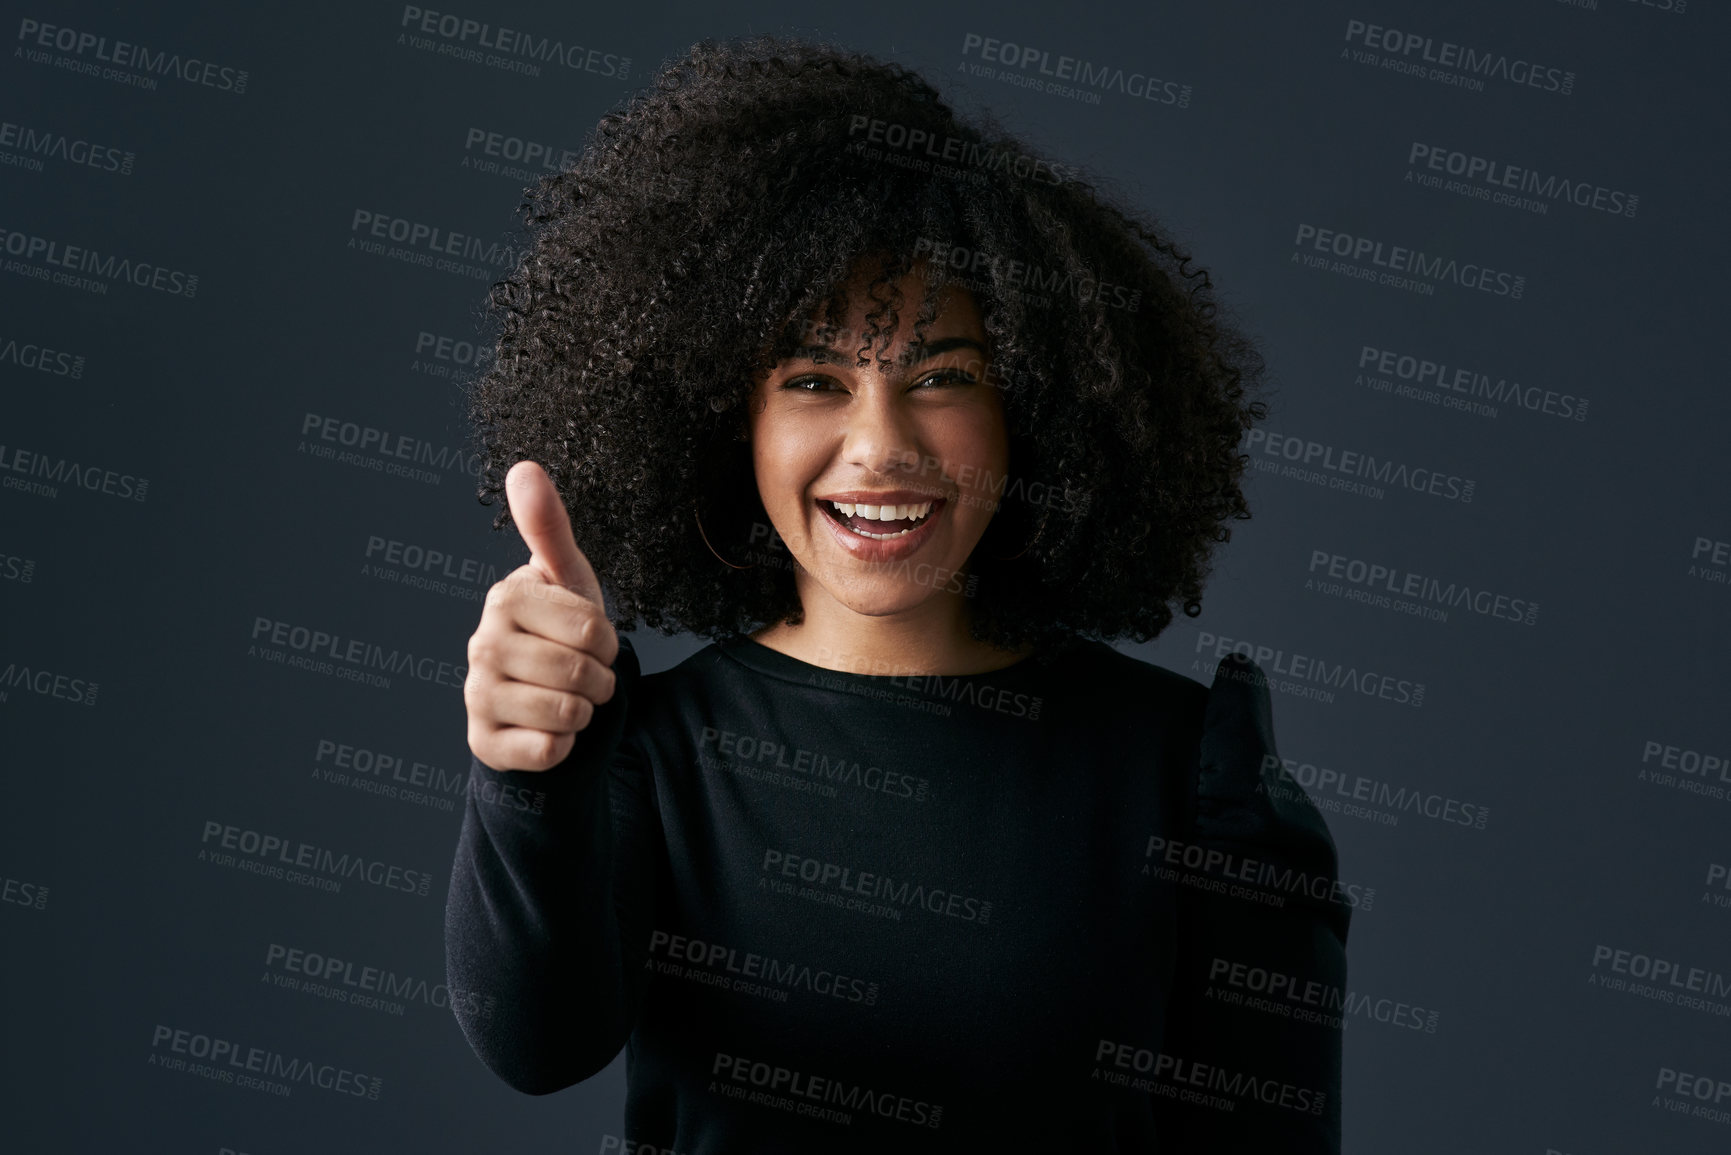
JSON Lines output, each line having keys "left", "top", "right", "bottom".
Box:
{"left": 816, "top": 571, "right": 954, "bottom": 616}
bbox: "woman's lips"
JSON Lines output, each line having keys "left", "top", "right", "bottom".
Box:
{"left": 815, "top": 496, "right": 946, "bottom": 561}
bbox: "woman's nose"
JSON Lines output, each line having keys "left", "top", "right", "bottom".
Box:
{"left": 840, "top": 385, "right": 923, "bottom": 478}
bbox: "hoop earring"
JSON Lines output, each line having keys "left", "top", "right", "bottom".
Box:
{"left": 693, "top": 500, "right": 756, "bottom": 570}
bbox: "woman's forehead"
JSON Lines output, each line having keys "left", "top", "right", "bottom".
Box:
{"left": 788, "top": 275, "right": 983, "bottom": 342}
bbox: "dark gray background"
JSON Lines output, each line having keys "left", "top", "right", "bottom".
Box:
{"left": 2, "top": 1, "right": 1727, "bottom": 1152}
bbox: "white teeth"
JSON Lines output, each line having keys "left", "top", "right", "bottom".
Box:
{"left": 826, "top": 500, "right": 932, "bottom": 521}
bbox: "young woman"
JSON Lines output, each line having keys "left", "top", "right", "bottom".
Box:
{"left": 446, "top": 34, "right": 1350, "bottom": 1154}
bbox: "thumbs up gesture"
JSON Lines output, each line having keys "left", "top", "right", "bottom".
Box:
{"left": 464, "top": 461, "right": 620, "bottom": 772}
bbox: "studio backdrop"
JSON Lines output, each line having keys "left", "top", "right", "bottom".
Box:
{"left": 2, "top": 1, "right": 1727, "bottom": 1152}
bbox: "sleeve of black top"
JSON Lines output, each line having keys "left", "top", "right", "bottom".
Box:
{"left": 443, "top": 632, "right": 659, "bottom": 1095}
{"left": 1153, "top": 653, "right": 1352, "bottom": 1153}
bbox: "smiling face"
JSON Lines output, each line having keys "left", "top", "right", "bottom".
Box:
{"left": 746, "top": 263, "right": 1009, "bottom": 621}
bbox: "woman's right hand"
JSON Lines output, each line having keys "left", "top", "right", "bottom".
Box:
{"left": 464, "top": 460, "right": 620, "bottom": 772}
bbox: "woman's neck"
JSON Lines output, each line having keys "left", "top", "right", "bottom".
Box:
{"left": 749, "top": 585, "right": 1034, "bottom": 677}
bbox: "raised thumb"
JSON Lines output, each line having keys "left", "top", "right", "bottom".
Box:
{"left": 505, "top": 460, "right": 606, "bottom": 612}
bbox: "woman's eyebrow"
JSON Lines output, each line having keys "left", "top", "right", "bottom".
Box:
{"left": 787, "top": 344, "right": 850, "bottom": 365}
{"left": 897, "top": 336, "right": 987, "bottom": 365}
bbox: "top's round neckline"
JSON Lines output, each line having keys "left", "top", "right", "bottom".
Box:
{"left": 714, "top": 632, "right": 1070, "bottom": 690}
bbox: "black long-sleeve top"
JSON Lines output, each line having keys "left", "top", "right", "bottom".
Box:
{"left": 444, "top": 631, "right": 1351, "bottom": 1153}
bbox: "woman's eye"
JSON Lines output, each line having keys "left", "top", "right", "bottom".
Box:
{"left": 914, "top": 369, "right": 977, "bottom": 389}
{"left": 778, "top": 369, "right": 978, "bottom": 392}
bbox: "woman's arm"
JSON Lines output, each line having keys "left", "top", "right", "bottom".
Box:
{"left": 444, "top": 634, "right": 659, "bottom": 1094}
{"left": 1153, "top": 653, "right": 1352, "bottom": 1152}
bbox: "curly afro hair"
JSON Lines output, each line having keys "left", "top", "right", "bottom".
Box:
{"left": 467, "top": 33, "right": 1269, "bottom": 653}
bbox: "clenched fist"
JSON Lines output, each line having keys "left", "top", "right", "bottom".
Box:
{"left": 465, "top": 460, "right": 620, "bottom": 772}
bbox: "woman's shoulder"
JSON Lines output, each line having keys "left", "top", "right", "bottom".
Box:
{"left": 1061, "top": 641, "right": 1341, "bottom": 870}
{"left": 611, "top": 631, "right": 725, "bottom": 696}
{"left": 1047, "top": 642, "right": 1342, "bottom": 866}
{"left": 1054, "top": 641, "right": 1295, "bottom": 778}
{"left": 1048, "top": 634, "right": 1212, "bottom": 719}
{"left": 1183, "top": 653, "right": 1343, "bottom": 897}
